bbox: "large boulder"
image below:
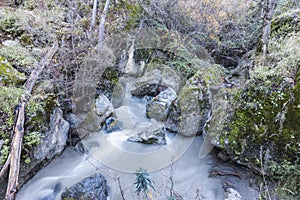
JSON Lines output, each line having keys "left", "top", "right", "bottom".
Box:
{"left": 130, "top": 63, "right": 185, "bottom": 96}
{"left": 127, "top": 124, "right": 166, "bottom": 145}
{"left": 207, "top": 13, "right": 300, "bottom": 166}
{"left": 78, "top": 94, "right": 114, "bottom": 135}
{"left": 175, "top": 65, "right": 224, "bottom": 137}
{"left": 111, "top": 77, "right": 127, "bottom": 108}
{"left": 19, "top": 108, "right": 69, "bottom": 184}
{"left": 146, "top": 88, "right": 177, "bottom": 122}
{"left": 160, "top": 65, "right": 184, "bottom": 93}
{"left": 130, "top": 68, "right": 162, "bottom": 97}
{"left": 146, "top": 63, "right": 185, "bottom": 93}
{"left": 61, "top": 173, "right": 109, "bottom": 200}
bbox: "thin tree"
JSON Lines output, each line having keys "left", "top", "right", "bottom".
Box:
{"left": 90, "top": 0, "right": 98, "bottom": 33}
{"left": 261, "top": 0, "right": 279, "bottom": 64}
{"left": 98, "top": 0, "right": 111, "bottom": 53}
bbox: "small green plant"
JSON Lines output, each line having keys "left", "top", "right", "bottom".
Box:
{"left": 268, "top": 159, "right": 300, "bottom": 199}
{"left": 0, "top": 13, "right": 24, "bottom": 37}
{"left": 0, "top": 143, "right": 10, "bottom": 164}
{"left": 24, "top": 131, "right": 41, "bottom": 148}
{"left": 134, "top": 168, "right": 155, "bottom": 200}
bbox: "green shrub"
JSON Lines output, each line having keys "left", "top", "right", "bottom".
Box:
{"left": 0, "top": 14, "right": 24, "bottom": 37}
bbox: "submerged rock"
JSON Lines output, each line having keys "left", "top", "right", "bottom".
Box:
{"left": 104, "top": 116, "right": 121, "bottom": 133}
{"left": 37, "top": 183, "right": 62, "bottom": 200}
{"left": 127, "top": 124, "right": 166, "bottom": 145}
{"left": 223, "top": 182, "right": 242, "bottom": 200}
{"left": 61, "top": 173, "right": 109, "bottom": 200}
{"left": 146, "top": 88, "right": 177, "bottom": 122}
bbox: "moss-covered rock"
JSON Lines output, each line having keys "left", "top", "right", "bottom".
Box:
{"left": 210, "top": 10, "right": 300, "bottom": 166}
{"left": 0, "top": 43, "right": 36, "bottom": 71}
{"left": 176, "top": 64, "right": 224, "bottom": 137}
{"left": 0, "top": 57, "right": 26, "bottom": 85}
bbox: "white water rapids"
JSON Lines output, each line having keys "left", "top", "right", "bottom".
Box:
{"left": 16, "top": 78, "right": 258, "bottom": 200}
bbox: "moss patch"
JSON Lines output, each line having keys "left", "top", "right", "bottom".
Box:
{"left": 0, "top": 57, "right": 26, "bottom": 85}
{"left": 0, "top": 44, "right": 36, "bottom": 71}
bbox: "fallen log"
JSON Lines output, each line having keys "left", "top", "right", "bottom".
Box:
{"left": 5, "top": 42, "right": 58, "bottom": 200}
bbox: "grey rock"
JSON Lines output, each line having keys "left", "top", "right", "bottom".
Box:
{"left": 146, "top": 63, "right": 185, "bottom": 92}
{"left": 130, "top": 62, "right": 185, "bottom": 97}
{"left": 204, "top": 86, "right": 229, "bottom": 146}
{"left": 111, "top": 77, "right": 127, "bottom": 108}
{"left": 61, "top": 173, "right": 109, "bottom": 200}
{"left": 223, "top": 182, "right": 242, "bottom": 200}
{"left": 161, "top": 66, "right": 184, "bottom": 93}
{"left": 146, "top": 88, "right": 177, "bottom": 122}
{"left": 33, "top": 108, "right": 69, "bottom": 160}
{"left": 130, "top": 69, "right": 162, "bottom": 96}
{"left": 175, "top": 66, "right": 224, "bottom": 137}
{"left": 65, "top": 113, "right": 82, "bottom": 129}
{"left": 177, "top": 85, "right": 207, "bottom": 137}
{"left": 79, "top": 94, "right": 114, "bottom": 133}
{"left": 128, "top": 124, "right": 166, "bottom": 145}
{"left": 165, "top": 100, "right": 181, "bottom": 133}
{"left": 95, "top": 94, "right": 114, "bottom": 118}
{"left": 20, "top": 108, "right": 69, "bottom": 184}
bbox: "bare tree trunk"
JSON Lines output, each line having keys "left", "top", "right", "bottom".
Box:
{"left": 4, "top": 42, "right": 58, "bottom": 200}
{"left": 261, "top": 0, "right": 278, "bottom": 64}
{"left": 90, "top": 0, "right": 98, "bottom": 32}
{"left": 98, "top": 0, "right": 110, "bottom": 53}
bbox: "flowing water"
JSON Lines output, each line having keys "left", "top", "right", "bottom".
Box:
{"left": 16, "top": 77, "right": 258, "bottom": 200}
